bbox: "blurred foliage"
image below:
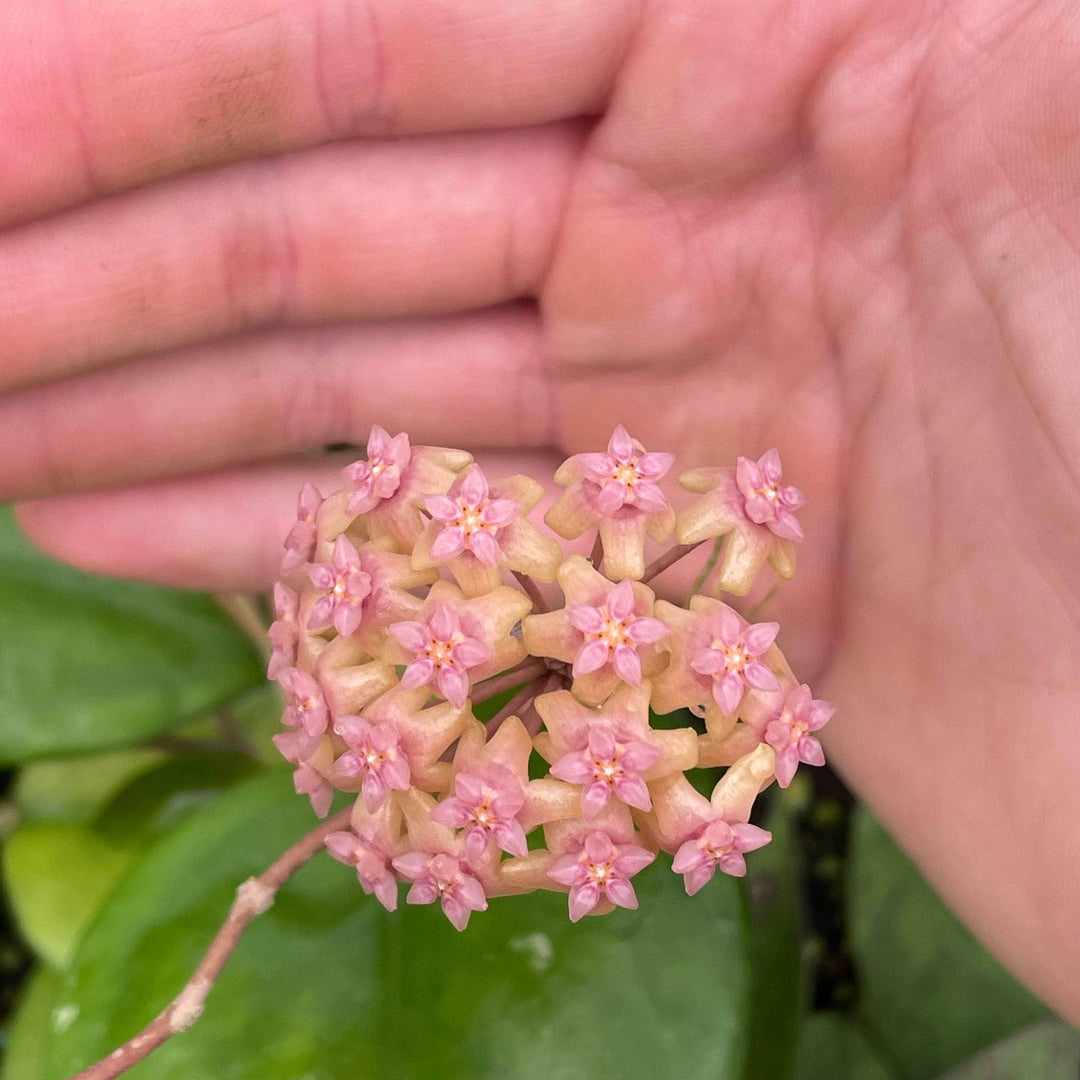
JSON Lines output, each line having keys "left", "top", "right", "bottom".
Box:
{"left": 0, "top": 512, "right": 1075, "bottom": 1078}
{"left": 0, "top": 508, "right": 262, "bottom": 762}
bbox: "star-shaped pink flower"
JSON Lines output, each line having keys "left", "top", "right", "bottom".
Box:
{"left": 272, "top": 730, "right": 334, "bottom": 818}
{"left": 423, "top": 465, "right": 521, "bottom": 566}
{"left": 392, "top": 850, "right": 489, "bottom": 931}
{"left": 736, "top": 450, "right": 806, "bottom": 541}
{"left": 277, "top": 667, "right": 330, "bottom": 739}
{"left": 279, "top": 482, "right": 322, "bottom": 575}
{"left": 672, "top": 819, "right": 772, "bottom": 891}
{"left": 548, "top": 830, "right": 656, "bottom": 922}
{"left": 341, "top": 426, "right": 472, "bottom": 550}
{"left": 325, "top": 798, "right": 402, "bottom": 911}
{"left": 389, "top": 606, "right": 491, "bottom": 709}
{"left": 342, "top": 425, "right": 411, "bottom": 515}
{"left": 267, "top": 583, "right": 299, "bottom": 680}
{"left": 332, "top": 715, "right": 411, "bottom": 811}
{"left": 431, "top": 716, "right": 579, "bottom": 866}
{"left": 524, "top": 558, "right": 668, "bottom": 704}
{"left": 414, "top": 467, "right": 562, "bottom": 597}
{"left": 648, "top": 746, "right": 776, "bottom": 893}
{"left": 384, "top": 582, "right": 530, "bottom": 709}
{"left": 307, "top": 534, "right": 373, "bottom": 637}
{"left": 534, "top": 685, "right": 697, "bottom": 817}
{"left": 549, "top": 725, "right": 660, "bottom": 816}
{"left": 652, "top": 596, "right": 783, "bottom": 726}
{"left": 546, "top": 426, "right": 676, "bottom": 580}
{"left": 676, "top": 448, "right": 806, "bottom": 595}
{"left": 763, "top": 684, "right": 834, "bottom": 787}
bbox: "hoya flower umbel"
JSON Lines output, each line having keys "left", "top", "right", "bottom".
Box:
{"left": 764, "top": 684, "right": 834, "bottom": 787}
{"left": 307, "top": 535, "right": 372, "bottom": 638}
{"left": 268, "top": 423, "right": 831, "bottom": 930}
{"left": 548, "top": 831, "right": 656, "bottom": 922}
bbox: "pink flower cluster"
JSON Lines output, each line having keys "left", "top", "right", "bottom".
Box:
{"left": 271, "top": 425, "right": 831, "bottom": 930}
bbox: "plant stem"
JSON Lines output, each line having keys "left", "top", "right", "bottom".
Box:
{"left": 214, "top": 592, "right": 271, "bottom": 659}
{"left": 690, "top": 537, "right": 723, "bottom": 595}
{"left": 745, "top": 584, "right": 779, "bottom": 621}
{"left": 641, "top": 541, "right": 706, "bottom": 584}
{"left": 471, "top": 660, "right": 549, "bottom": 704}
{"left": 512, "top": 571, "right": 549, "bottom": 614}
{"left": 64, "top": 805, "right": 354, "bottom": 1080}
{"left": 484, "top": 676, "right": 548, "bottom": 736}
{"left": 588, "top": 531, "right": 603, "bottom": 572}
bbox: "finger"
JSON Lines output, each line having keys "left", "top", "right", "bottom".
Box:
{"left": 0, "top": 305, "right": 552, "bottom": 500}
{"left": 2, "top": 0, "right": 635, "bottom": 227}
{"left": 0, "top": 124, "right": 581, "bottom": 389}
{"left": 13, "top": 450, "right": 563, "bottom": 592}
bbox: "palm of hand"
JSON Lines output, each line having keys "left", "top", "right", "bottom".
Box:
{"left": 541, "top": 0, "right": 1080, "bottom": 1015}
{"left": 3, "top": 0, "right": 1078, "bottom": 1020}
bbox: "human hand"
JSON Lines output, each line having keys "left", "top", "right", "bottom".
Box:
{"left": 2, "top": 0, "right": 1078, "bottom": 1023}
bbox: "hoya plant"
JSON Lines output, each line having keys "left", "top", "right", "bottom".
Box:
{"left": 58, "top": 423, "right": 833, "bottom": 1079}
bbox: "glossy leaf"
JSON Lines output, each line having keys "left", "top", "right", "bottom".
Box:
{"left": 0, "top": 507, "right": 262, "bottom": 762}
{"left": 937, "top": 1020, "right": 1080, "bottom": 1080}
{"left": 12, "top": 749, "right": 166, "bottom": 824}
{"left": 3, "top": 823, "right": 136, "bottom": 968}
{"left": 794, "top": 1014, "right": 894, "bottom": 1080}
{"left": 45, "top": 771, "right": 752, "bottom": 1080}
{"left": 741, "top": 790, "right": 803, "bottom": 1080}
{"left": 5, "top": 964, "right": 65, "bottom": 1080}
{"left": 847, "top": 810, "right": 1048, "bottom": 1079}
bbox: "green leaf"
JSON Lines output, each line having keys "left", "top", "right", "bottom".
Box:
{"left": 3, "top": 823, "right": 137, "bottom": 968}
{"left": 741, "top": 790, "right": 804, "bottom": 1080}
{"left": 936, "top": 1019, "right": 1080, "bottom": 1080}
{"left": 45, "top": 771, "right": 752, "bottom": 1080}
{"left": 0, "top": 507, "right": 263, "bottom": 762}
{"left": 4, "top": 964, "right": 65, "bottom": 1080}
{"left": 5, "top": 753, "right": 262, "bottom": 970}
{"left": 93, "top": 751, "right": 263, "bottom": 846}
{"left": 12, "top": 749, "right": 166, "bottom": 824}
{"left": 794, "top": 1014, "right": 895, "bottom": 1080}
{"left": 847, "top": 810, "right": 1048, "bottom": 1079}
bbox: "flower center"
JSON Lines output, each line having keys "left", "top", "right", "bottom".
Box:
{"left": 711, "top": 638, "right": 749, "bottom": 674}
{"left": 586, "top": 857, "right": 614, "bottom": 883}
{"left": 591, "top": 612, "right": 632, "bottom": 652}
{"left": 453, "top": 497, "right": 494, "bottom": 537}
{"left": 426, "top": 634, "right": 463, "bottom": 669}
{"left": 612, "top": 460, "right": 641, "bottom": 487}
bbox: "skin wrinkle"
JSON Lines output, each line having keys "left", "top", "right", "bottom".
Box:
{"left": 52, "top": 0, "right": 102, "bottom": 198}
{"left": 217, "top": 161, "right": 301, "bottom": 331}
